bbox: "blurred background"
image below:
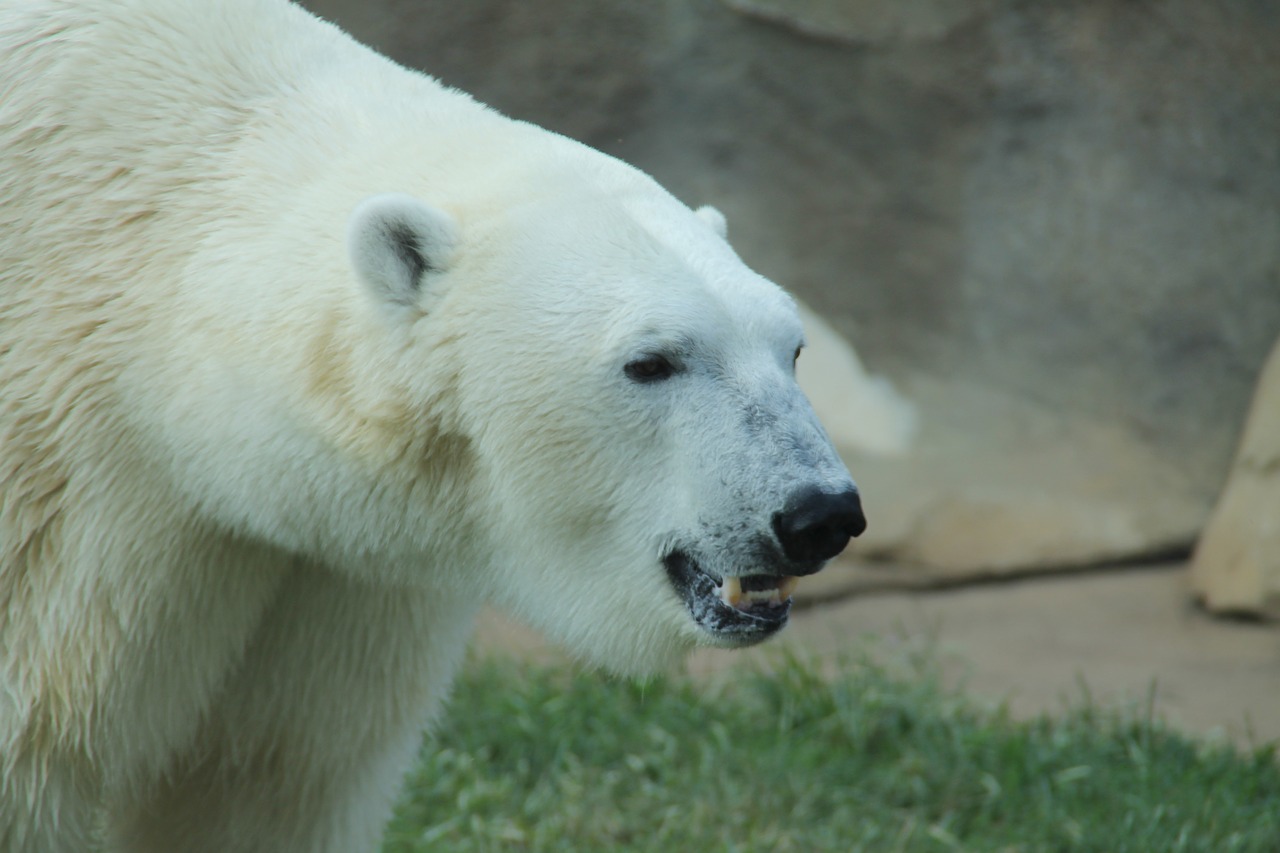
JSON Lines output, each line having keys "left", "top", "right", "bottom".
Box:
{"left": 299, "top": 0, "right": 1280, "bottom": 742}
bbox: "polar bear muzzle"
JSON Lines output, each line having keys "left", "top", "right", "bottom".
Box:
{"left": 663, "top": 486, "right": 866, "bottom": 646}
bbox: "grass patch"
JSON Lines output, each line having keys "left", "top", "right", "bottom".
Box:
{"left": 382, "top": 651, "right": 1280, "bottom": 852}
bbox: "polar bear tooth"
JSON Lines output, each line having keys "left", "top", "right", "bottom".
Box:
{"left": 720, "top": 575, "right": 743, "bottom": 608}
{"left": 740, "top": 587, "right": 778, "bottom": 606}
{"left": 778, "top": 576, "right": 798, "bottom": 600}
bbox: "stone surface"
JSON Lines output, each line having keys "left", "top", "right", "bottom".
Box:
{"left": 695, "top": 566, "right": 1280, "bottom": 746}
{"left": 1191, "top": 339, "right": 1280, "bottom": 619}
{"left": 843, "top": 375, "right": 1209, "bottom": 575}
{"left": 301, "top": 0, "right": 1280, "bottom": 582}
{"left": 721, "top": 0, "right": 992, "bottom": 45}
{"left": 794, "top": 302, "right": 916, "bottom": 456}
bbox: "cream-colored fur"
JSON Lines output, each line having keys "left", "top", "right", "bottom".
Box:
{"left": 0, "top": 1, "right": 856, "bottom": 850}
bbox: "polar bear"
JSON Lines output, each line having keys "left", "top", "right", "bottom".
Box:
{"left": 0, "top": 1, "right": 865, "bottom": 851}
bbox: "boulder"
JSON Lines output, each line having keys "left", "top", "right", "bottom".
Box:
{"left": 1191, "top": 339, "right": 1280, "bottom": 619}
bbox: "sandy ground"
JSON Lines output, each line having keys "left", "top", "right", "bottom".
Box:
{"left": 473, "top": 563, "right": 1280, "bottom": 746}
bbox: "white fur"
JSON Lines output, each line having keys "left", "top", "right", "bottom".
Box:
{"left": 694, "top": 206, "right": 916, "bottom": 456}
{"left": 0, "top": 1, "right": 856, "bottom": 851}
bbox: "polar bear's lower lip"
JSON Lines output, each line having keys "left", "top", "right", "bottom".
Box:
{"left": 662, "top": 550, "right": 793, "bottom": 644}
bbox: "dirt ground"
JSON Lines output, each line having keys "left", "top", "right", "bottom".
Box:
{"left": 473, "top": 563, "right": 1280, "bottom": 746}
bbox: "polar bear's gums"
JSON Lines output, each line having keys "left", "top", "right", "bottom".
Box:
{"left": 0, "top": 1, "right": 863, "bottom": 851}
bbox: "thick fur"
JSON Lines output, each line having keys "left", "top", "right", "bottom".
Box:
{"left": 0, "top": 1, "right": 855, "bottom": 851}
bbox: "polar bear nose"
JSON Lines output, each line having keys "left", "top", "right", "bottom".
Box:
{"left": 772, "top": 487, "right": 866, "bottom": 567}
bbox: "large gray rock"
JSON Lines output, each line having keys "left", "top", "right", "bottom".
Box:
{"left": 301, "top": 0, "right": 1280, "bottom": 582}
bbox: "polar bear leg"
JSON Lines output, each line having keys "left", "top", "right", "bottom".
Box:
{"left": 103, "top": 570, "right": 478, "bottom": 853}
{"left": 0, "top": 762, "right": 99, "bottom": 853}
{"left": 106, "top": 728, "right": 422, "bottom": 853}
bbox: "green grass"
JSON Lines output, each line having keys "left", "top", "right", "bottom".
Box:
{"left": 381, "top": 650, "right": 1280, "bottom": 852}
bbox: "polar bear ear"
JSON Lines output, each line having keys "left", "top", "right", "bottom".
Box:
{"left": 347, "top": 192, "right": 458, "bottom": 317}
{"left": 695, "top": 205, "right": 728, "bottom": 240}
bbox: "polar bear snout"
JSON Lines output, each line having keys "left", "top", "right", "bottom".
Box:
{"left": 771, "top": 486, "right": 866, "bottom": 569}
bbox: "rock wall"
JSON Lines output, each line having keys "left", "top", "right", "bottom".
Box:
{"left": 301, "top": 0, "right": 1280, "bottom": 582}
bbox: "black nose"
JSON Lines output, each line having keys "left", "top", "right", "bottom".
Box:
{"left": 772, "top": 487, "right": 866, "bottom": 566}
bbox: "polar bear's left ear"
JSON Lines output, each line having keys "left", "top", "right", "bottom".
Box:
{"left": 347, "top": 192, "right": 458, "bottom": 318}
{"left": 695, "top": 205, "right": 728, "bottom": 240}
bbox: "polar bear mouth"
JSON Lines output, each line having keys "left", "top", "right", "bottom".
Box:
{"left": 662, "top": 550, "right": 797, "bottom": 645}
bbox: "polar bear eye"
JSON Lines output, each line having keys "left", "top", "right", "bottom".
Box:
{"left": 793, "top": 345, "right": 803, "bottom": 367}
{"left": 625, "top": 354, "right": 677, "bottom": 383}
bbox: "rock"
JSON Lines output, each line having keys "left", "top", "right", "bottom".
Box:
{"left": 840, "top": 375, "right": 1208, "bottom": 579}
{"left": 719, "top": 0, "right": 991, "bottom": 45}
{"left": 1191, "top": 340, "right": 1280, "bottom": 619}
{"left": 795, "top": 301, "right": 916, "bottom": 457}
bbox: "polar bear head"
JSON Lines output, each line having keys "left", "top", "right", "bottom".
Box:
{"left": 342, "top": 156, "right": 863, "bottom": 676}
